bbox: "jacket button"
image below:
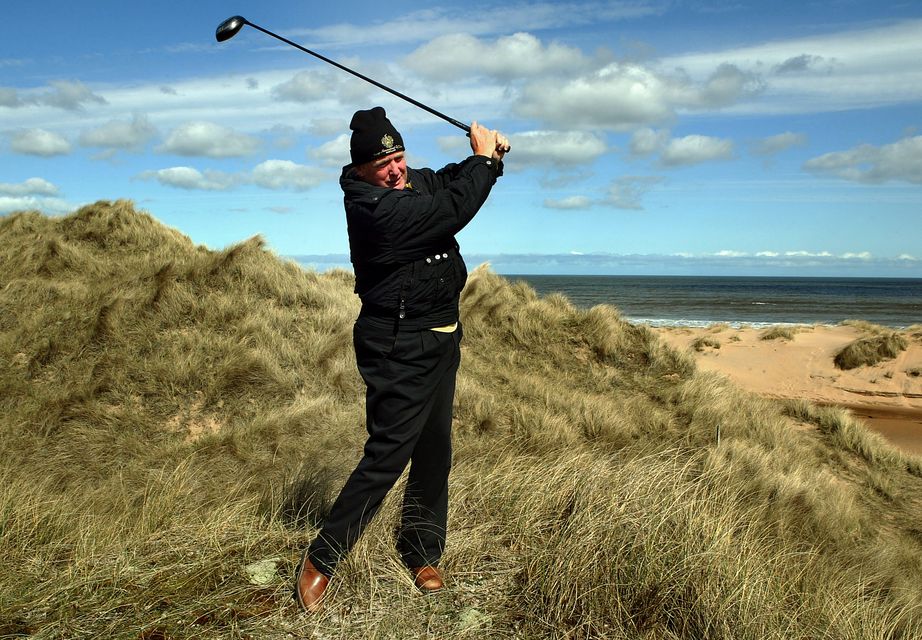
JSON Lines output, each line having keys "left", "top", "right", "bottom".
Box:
{"left": 426, "top": 258, "right": 432, "bottom": 263}
{"left": 435, "top": 254, "right": 441, "bottom": 260}
{"left": 442, "top": 253, "right": 448, "bottom": 258}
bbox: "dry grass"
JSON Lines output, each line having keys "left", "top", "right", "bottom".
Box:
{"left": 841, "top": 320, "right": 892, "bottom": 334}
{"left": 834, "top": 332, "right": 909, "bottom": 370}
{"left": 759, "top": 325, "right": 804, "bottom": 341}
{"left": 2, "top": 201, "right": 922, "bottom": 638}
{"left": 691, "top": 336, "right": 721, "bottom": 351}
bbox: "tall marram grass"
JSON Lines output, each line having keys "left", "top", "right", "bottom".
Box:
{"left": 2, "top": 201, "right": 922, "bottom": 638}
{"left": 834, "top": 332, "right": 909, "bottom": 370}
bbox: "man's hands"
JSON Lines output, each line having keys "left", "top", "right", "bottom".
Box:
{"left": 470, "top": 121, "right": 510, "bottom": 162}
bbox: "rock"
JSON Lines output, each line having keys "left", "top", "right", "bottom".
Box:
{"left": 458, "top": 607, "right": 490, "bottom": 631}
{"left": 243, "top": 557, "right": 282, "bottom": 585}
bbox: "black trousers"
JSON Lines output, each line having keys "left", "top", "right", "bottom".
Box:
{"left": 307, "top": 316, "right": 461, "bottom": 577}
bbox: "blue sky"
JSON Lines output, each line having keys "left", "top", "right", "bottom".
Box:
{"left": 2, "top": 0, "right": 921, "bottom": 276}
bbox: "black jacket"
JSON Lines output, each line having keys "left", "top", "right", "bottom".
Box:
{"left": 342, "top": 154, "right": 502, "bottom": 329}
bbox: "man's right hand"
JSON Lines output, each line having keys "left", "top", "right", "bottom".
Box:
{"left": 470, "top": 121, "right": 510, "bottom": 161}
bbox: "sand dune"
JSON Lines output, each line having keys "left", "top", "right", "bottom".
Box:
{"left": 655, "top": 324, "right": 922, "bottom": 453}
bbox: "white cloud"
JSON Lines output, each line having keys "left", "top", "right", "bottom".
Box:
{"left": 138, "top": 160, "right": 329, "bottom": 192}
{"left": 773, "top": 54, "right": 829, "bottom": 75}
{"left": 272, "top": 69, "right": 372, "bottom": 104}
{"left": 517, "top": 59, "right": 760, "bottom": 131}
{"left": 1, "top": 80, "right": 105, "bottom": 111}
{"left": 0, "top": 196, "right": 73, "bottom": 215}
{"left": 687, "top": 64, "right": 765, "bottom": 108}
{"left": 0, "top": 178, "right": 71, "bottom": 213}
{"left": 538, "top": 170, "right": 593, "bottom": 190}
{"left": 466, "top": 250, "right": 920, "bottom": 276}
{"left": 705, "top": 249, "right": 879, "bottom": 261}
{"left": 404, "top": 32, "right": 587, "bottom": 81}
{"left": 661, "top": 18, "right": 922, "bottom": 114}
{"left": 544, "top": 195, "right": 593, "bottom": 210}
{"left": 158, "top": 122, "right": 261, "bottom": 158}
{"left": 79, "top": 114, "right": 157, "bottom": 151}
{"left": 699, "top": 250, "right": 882, "bottom": 262}
{"left": 660, "top": 135, "right": 734, "bottom": 166}
{"left": 753, "top": 131, "right": 807, "bottom": 156}
{"left": 138, "top": 167, "right": 237, "bottom": 191}
{"left": 251, "top": 160, "right": 328, "bottom": 191}
{"left": 272, "top": 70, "right": 330, "bottom": 103}
{"left": 263, "top": 124, "right": 301, "bottom": 150}
{"left": 604, "top": 176, "right": 663, "bottom": 210}
{"left": 803, "top": 136, "right": 922, "bottom": 184}
{"left": 1, "top": 87, "right": 22, "bottom": 107}
{"left": 308, "top": 118, "right": 347, "bottom": 137}
{"left": 630, "top": 128, "right": 670, "bottom": 156}
{"left": 290, "top": 2, "right": 662, "bottom": 50}
{"left": 785, "top": 251, "right": 833, "bottom": 257}
{"left": 542, "top": 175, "right": 663, "bottom": 210}
{"left": 310, "top": 134, "right": 351, "bottom": 168}
{"left": 518, "top": 63, "right": 675, "bottom": 130}
{"left": 34, "top": 80, "right": 107, "bottom": 111}
{"left": 505, "top": 130, "right": 608, "bottom": 168}
{"left": 9, "top": 129, "right": 71, "bottom": 156}
{"left": 0, "top": 177, "right": 59, "bottom": 197}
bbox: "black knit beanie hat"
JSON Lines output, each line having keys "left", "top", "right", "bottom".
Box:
{"left": 349, "top": 106, "right": 404, "bottom": 166}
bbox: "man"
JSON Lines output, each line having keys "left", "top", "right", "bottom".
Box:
{"left": 294, "top": 106, "right": 509, "bottom": 612}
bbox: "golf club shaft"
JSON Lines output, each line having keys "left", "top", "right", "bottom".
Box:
{"left": 243, "top": 21, "right": 471, "bottom": 134}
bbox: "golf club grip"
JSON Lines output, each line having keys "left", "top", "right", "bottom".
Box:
{"left": 246, "top": 22, "right": 471, "bottom": 134}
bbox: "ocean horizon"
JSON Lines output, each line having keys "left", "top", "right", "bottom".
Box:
{"left": 507, "top": 275, "right": 922, "bottom": 329}
{"left": 291, "top": 257, "right": 922, "bottom": 329}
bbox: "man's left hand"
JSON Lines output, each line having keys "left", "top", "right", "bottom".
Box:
{"left": 493, "top": 133, "right": 510, "bottom": 162}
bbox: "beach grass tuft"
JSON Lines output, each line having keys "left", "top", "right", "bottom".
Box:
{"left": 692, "top": 335, "right": 721, "bottom": 351}
{"left": 2, "top": 202, "right": 922, "bottom": 638}
{"left": 834, "top": 332, "right": 909, "bottom": 370}
{"left": 759, "top": 325, "right": 803, "bottom": 341}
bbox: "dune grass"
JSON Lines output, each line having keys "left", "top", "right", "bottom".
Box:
{"left": 759, "top": 325, "right": 804, "bottom": 341}
{"left": 2, "top": 201, "right": 922, "bottom": 638}
{"left": 691, "top": 336, "right": 721, "bottom": 351}
{"left": 834, "top": 332, "right": 909, "bottom": 370}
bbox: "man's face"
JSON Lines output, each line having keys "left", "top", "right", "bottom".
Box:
{"left": 357, "top": 151, "right": 407, "bottom": 190}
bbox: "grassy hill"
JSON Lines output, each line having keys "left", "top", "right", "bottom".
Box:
{"left": 2, "top": 201, "right": 921, "bottom": 639}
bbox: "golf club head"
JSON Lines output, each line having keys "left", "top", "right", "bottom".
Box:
{"left": 215, "top": 15, "right": 248, "bottom": 42}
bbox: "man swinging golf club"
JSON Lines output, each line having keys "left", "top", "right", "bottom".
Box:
{"left": 294, "top": 107, "right": 509, "bottom": 611}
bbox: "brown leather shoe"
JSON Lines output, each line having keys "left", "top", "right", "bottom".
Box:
{"left": 293, "top": 555, "right": 329, "bottom": 612}
{"left": 410, "top": 566, "right": 444, "bottom": 592}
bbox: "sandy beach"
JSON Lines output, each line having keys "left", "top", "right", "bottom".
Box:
{"left": 654, "top": 324, "right": 922, "bottom": 454}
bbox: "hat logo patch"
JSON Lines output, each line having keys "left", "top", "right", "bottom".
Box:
{"left": 381, "top": 134, "right": 394, "bottom": 149}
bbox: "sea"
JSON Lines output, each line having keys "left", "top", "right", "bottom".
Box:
{"left": 506, "top": 275, "right": 922, "bottom": 329}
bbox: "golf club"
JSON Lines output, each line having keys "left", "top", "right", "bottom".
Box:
{"left": 215, "top": 15, "right": 471, "bottom": 134}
